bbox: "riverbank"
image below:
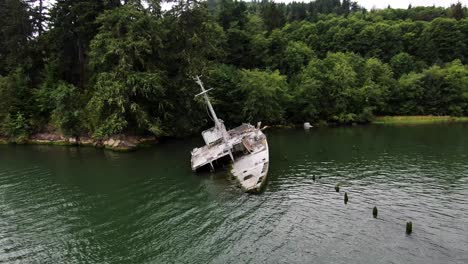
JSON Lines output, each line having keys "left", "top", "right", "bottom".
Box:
{"left": 0, "top": 133, "right": 158, "bottom": 151}
{"left": 373, "top": 116, "right": 468, "bottom": 125}
{"left": 2, "top": 116, "right": 468, "bottom": 150}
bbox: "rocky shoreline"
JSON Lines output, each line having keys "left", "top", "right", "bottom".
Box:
{"left": 0, "top": 133, "right": 158, "bottom": 151}
{"left": 3, "top": 116, "right": 465, "bottom": 150}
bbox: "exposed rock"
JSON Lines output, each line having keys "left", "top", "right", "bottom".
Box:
{"left": 102, "top": 135, "right": 139, "bottom": 151}
{"left": 93, "top": 140, "right": 104, "bottom": 148}
{"left": 78, "top": 136, "right": 94, "bottom": 145}
{"left": 104, "top": 138, "right": 116, "bottom": 147}
{"left": 30, "top": 132, "right": 66, "bottom": 142}
{"left": 0, "top": 131, "right": 158, "bottom": 151}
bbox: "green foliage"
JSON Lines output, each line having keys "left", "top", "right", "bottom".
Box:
{"left": 391, "top": 60, "right": 468, "bottom": 116}
{"left": 163, "top": 2, "right": 226, "bottom": 76}
{"left": 1, "top": 112, "right": 29, "bottom": 142}
{"left": 238, "top": 69, "right": 289, "bottom": 124}
{"left": 50, "top": 82, "right": 84, "bottom": 136}
{"left": 87, "top": 72, "right": 165, "bottom": 138}
{"left": 34, "top": 62, "right": 62, "bottom": 116}
{"left": 295, "top": 52, "right": 360, "bottom": 122}
{"left": 450, "top": 2, "right": 465, "bottom": 20}
{"left": 293, "top": 52, "right": 393, "bottom": 124}
{"left": 0, "top": 0, "right": 32, "bottom": 75}
{"left": 0, "top": 68, "right": 35, "bottom": 132}
{"left": 419, "top": 18, "right": 466, "bottom": 64}
{"left": 280, "top": 41, "right": 314, "bottom": 77}
{"left": 390, "top": 52, "right": 418, "bottom": 78}
{"left": 393, "top": 72, "right": 425, "bottom": 115}
{"left": 245, "top": 14, "right": 266, "bottom": 34}
{"left": 87, "top": 5, "right": 166, "bottom": 138}
{"left": 356, "top": 22, "right": 403, "bottom": 62}
{"left": 159, "top": 1, "right": 228, "bottom": 136}
{"left": 46, "top": 0, "right": 121, "bottom": 87}
{"left": 260, "top": 1, "right": 286, "bottom": 31}
{"left": 421, "top": 60, "right": 468, "bottom": 116}
{"left": 358, "top": 58, "right": 394, "bottom": 113}
{"left": 206, "top": 64, "right": 243, "bottom": 125}
{"left": 207, "top": 65, "right": 289, "bottom": 125}
{"left": 282, "top": 21, "right": 318, "bottom": 47}
{"left": 1, "top": 1, "right": 468, "bottom": 140}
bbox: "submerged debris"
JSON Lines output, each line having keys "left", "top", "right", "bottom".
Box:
{"left": 335, "top": 184, "right": 340, "bottom": 192}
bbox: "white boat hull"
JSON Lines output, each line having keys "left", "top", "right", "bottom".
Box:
{"left": 231, "top": 139, "right": 269, "bottom": 192}
{"left": 191, "top": 124, "right": 269, "bottom": 192}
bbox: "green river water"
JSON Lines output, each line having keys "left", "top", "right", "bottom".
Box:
{"left": 1, "top": 124, "right": 467, "bottom": 263}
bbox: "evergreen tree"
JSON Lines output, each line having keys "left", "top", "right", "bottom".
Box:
{"left": 0, "top": 0, "right": 32, "bottom": 75}
{"left": 46, "top": 0, "right": 120, "bottom": 88}
{"left": 450, "top": 2, "right": 465, "bottom": 20}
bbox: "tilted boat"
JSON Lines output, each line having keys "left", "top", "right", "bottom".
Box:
{"left": 190, "top": 76, "right": 269, "bottom": 192}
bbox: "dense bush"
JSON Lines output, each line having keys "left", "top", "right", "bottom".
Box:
{"left": 50, "top": 82, "right": 84, "bottom": 136}
{"left": 0, "top": 68, "right": 34, "bottom": 140}
{"left": 1, "top": 113, "right": 30, "bottom": 142}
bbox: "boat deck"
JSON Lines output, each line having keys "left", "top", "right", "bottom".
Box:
{"left": 191, "top": 123, "right": 269, "bottom": 192}
{"left": 191, "top": 140, "right": 233, "bottom": 170}
{"left": 191, "top": 124, "right": 255, "bottom": 170}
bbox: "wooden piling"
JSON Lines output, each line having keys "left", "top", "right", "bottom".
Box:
{"left": 344, "top": 192, "right": 348, "bottom": 204}
{"left": 373, "top": 206, "right": 378, "bottom": 218}
{"left": 335, "top": 184, "right": 340, "bottom": 192}
{"left": 406, "top": 222, "right": 413, "bottom": 234}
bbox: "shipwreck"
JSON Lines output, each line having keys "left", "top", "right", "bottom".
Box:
{"left": 190, "top": 76, "right": 269, "bottom": 192}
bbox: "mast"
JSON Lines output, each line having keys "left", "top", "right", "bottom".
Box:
{"left": 194, "top": 76, "right": 229, "bottom": 141}
{"left": 195, "top": 75, "right": 221, "bottom": 128}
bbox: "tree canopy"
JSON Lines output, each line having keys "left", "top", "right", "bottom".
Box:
{"left": 1, "top": 0, "right": 468, "bottom": 140}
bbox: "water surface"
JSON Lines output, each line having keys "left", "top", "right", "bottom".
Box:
{"left": 1, "top": 124, "right": 468, "bottom": 263}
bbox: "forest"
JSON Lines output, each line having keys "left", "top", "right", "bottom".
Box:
{"left": 1, "top": 0, "right": 467, "bottom": 142}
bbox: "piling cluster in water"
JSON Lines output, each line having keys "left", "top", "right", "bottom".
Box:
{"left": 312, "top": 175, "right": 413, "bottom": 235}
{"left": 329, "top": 180, "right": 413, "bottom": 235}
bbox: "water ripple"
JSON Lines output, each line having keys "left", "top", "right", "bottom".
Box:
{"left": 1, "top": 125, "right": 468, "bottom": 263}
